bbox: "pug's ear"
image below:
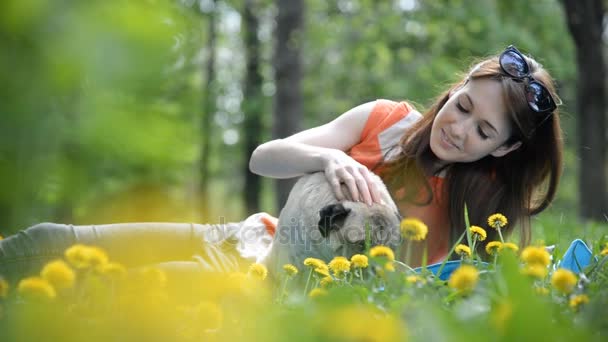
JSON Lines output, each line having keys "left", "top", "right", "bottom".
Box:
{"left": 318, "top": 203, "right": 351, "bottom": 238}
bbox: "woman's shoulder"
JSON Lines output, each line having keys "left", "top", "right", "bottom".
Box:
{"left": 362, "top": 99, "right": 423, "bottom": 140}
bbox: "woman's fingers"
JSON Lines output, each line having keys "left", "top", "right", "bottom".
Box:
{"left": 329, "top": 176, "right": 345, "bottom": 201}
{"left": 361, "top": 170, "right": 383, "bottom": 204}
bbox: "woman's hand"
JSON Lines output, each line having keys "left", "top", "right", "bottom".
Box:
{"left": 323, "top": 149, "right": 384, "bottom": 206}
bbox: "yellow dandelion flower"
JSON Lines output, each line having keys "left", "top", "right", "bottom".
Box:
{"left": 600, "top": 248, "right": 608, "bottom": 256}
{"left": 406, "top": 275, "right": 425, "bottom": 285}
{"left": 369, "top": 245, "right": 395, "bottom": 262}
{"left": 248, "top": 263, "right": 268, "bottom": 280}
{"left": 322, "top": 306, "right": 405, "bottom": 342}
{"left": 304, "top": 257, "right": 324, "bottom": 268}
{"left": 40, "top": 259, "right": 75, "bottom": 289}
{"left": 485, "top": 241, "right": 503, "bottom": 255}
{"left": 522, "top": 264, "right": 548, "bottom": 279}
{"left": 329, "top": 256, "right": 351, "bottom": 276}
{"left": 469, "top": 226, "right": 487, "bottom": 241}
{"left": 350, "top": 254, "right": 369, "bottom": 268}
{"left": 315, "top": 264, "right": 330, "bottom": 277}
{"left": 491, "top": 301, "right": 513, "bottom": 334}
{"left": 551, "top": 268, "right": 577, "bottom": 294}
{"left": 320, "top": 276, "right": 334, "bottom": 288}
{"left": 455, "top": 244, "right": 472, "bottom": 258}
{"left": 88, "top": 246, "right": 109, "bottom": 267}
{"left": 501, "top": 242, "right": 519, "bottom": 253}
{"left": 0, "top": 234, "right": 3, "bottom": 240}
{"left": 384, "top": 262, "right": 395, "bottom": 272}
{"left": 0, "top": 278, "right": 8, "bottom": 298}
{"left": 448, "top": 265, "right": 479, "bottom": 294}
{"left": 64, "top": 244, "right": 92, "bottom": 269}
{"left": 282, "top": 264, "right": 298, "bottom": 276}
{"left": 569, "top": 294, "right": 589, "bottom": 310}
{"left": 535, "top": 287, "right": 549, "bottom": 296}
{"left": 400, "top": 218, "right": 428, "bottom": 241}
{"left": 488, "top": 213, "right": 508, "bottom": 229}
{"left": 308, "top": 287, "right": 327, "bottom": 298}
{"left": 18, "top": 277, "right": 56, "bottom": 300}
{"left": 99, "top": 262, "right": 128, "bottom": 278}
{"left": 521, "top": 246, "right": 551, "bottom": 267}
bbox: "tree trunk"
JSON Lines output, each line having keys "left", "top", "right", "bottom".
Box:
{"left": 562, "top": 0, "right": 607, "bottom": 221}
{"left": 273, "top": 0, "right": 304, "bottom": 211}
{"left": 242, "top": 0, "right": 264, "bottom": 215}
{"left": 199, "top": 0, "right": 218, "bottom": 219}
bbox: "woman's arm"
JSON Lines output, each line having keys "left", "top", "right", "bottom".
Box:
{"left": 249, "top": 101, "right": 383, "bottom": 205}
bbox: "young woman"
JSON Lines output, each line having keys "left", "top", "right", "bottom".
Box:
{"left": 0, "top": 45, "right": 562, "bottom": 281}
{"left": 250, "top": 45, "right": 562, "bottom": 266}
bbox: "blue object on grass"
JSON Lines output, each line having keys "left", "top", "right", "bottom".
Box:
{"left": 557, "top": 238, "right": 593, "bottom": 273}
{"left": 413, "top": 260, "right": 488, "bottom": 281}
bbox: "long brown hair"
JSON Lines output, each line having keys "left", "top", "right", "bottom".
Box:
{"left": 380, "top": 53, "right": 563, "bottom": 257}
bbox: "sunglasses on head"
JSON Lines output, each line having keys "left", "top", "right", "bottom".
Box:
{"left": 499, "top": 45, "right": 559, "bottom": 113}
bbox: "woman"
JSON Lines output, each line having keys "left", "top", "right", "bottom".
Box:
{"left": 0, "top": 45, "right": 562, "bottom": 280}
{"left": 250, "top": 45, "right": 562, "bottom": 266}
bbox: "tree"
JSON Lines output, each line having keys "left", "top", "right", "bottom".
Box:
{"left": 199, "top": 0, "right": 218, "bottom": 219}
{"left": 562, "top": 0, "right": 607, "bottom": 221}
{"left": 242, "top": 0, "right": 264, "bottom": 215}
{"left": 273, "top": 0, "right": 304, "bottom": 210}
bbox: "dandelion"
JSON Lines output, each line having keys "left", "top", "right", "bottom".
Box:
{"left": 64, "top": 244, "right": 93, "bottom": 269}
{"left": 491, "top": 301, "right": 513, "bottom": 333}
{"left": 469, "top": 226, "right": 487, "bottom": 241}
{"left": 350, "top": 254, "right": 369, "bottom": 269}
{"left": 282, "top": 264, "right": 298, "bottom": 277}
{"left": 522, "top": 264, "right": 548, "bottom": 279}
{"left": 320, "top": 276, "right": 334, "bottom": 288}
{"left": 329, "top": 257, "right": 351, "bottom": 277}
{"left": 569, "top": 294, "right": 589, "bottom": 310}
{"left": 485, "top": 241, "right": 503, "bottom": 255}
{"left": 521, "top": 246, "right": 551, "bottom": 267}
{"left": 322, "top": 306, "right": 405, "bottom": 342}
{"left": 551, "top": 268, "right": 577, "bottom": 294}
{"left": 304, "top": 257, "right": 325, "bottom": 269}
{"left": 400, "top": 218, "right": 428, "bottom": 241}
{"left": 308, "top": 288, "right": 327, "bottom": 299}
{"left": 535, "top": 287, "right": 549, "bottom": 296}
{"left": 0, "top": 234, "right": 3, "bottom": 240}
{"left": 600, "top": 248, "right": 608, "bottom": 256}
{"left": 315, "top": 264, "right": 330, "bottom": 277}
{"left": 455, "top": 244, "right": 471, "bottom": 258}
{"left": 406, "top": 275, "right": 425, "bottom": 285}
{"left": 448, "top": 265, "right": 479, "bottom": 294}
{"left": 248, "top": 263, "right": 268, "bottom": 280}
{"left": 41, "top": 259, "right": 75, "bottom": 289}
{"left": 64, "top": 244, "right": 108, "bottom": 269}
{"left": 501, "top": 242, "right": 519, "bottom": 253}
{"left": 488, "top": 213, "right": 508, "bottom": 242}
{"left": 99, "top": 262, "right": 128, "bottom": 279}
{"left": 384, "top": 262, "right": 395, "bottom": 272}
{"left": 18, "top": 277, "right": 56, "bottom": 300}
{"left": 139, "top": 267, "right": 168, "bottom": 288}
{"left": 0, "top": 277, "right": 8, "bottom": 298}
{"left": 488, "top": 213, "right": 508, "bottom": 229}
{"left": 369, "top": 246, "right": 395, "bottom": 262}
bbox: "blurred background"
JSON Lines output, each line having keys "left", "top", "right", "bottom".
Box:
{"left": 0, "top": 0, "right": 606, "bottom": 245}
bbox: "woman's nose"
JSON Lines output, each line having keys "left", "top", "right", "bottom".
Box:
{"left": 451, "top": 119, "right": 472, "bottom": 140}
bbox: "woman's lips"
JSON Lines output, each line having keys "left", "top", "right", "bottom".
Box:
{"left": 441, "top": 129, "right": 459, "bottom": 150}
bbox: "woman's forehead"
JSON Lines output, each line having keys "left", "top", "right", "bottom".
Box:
{"left": 459, "top": 79, "right": 509, "bottom": 124}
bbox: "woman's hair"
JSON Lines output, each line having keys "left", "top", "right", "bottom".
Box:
{"left": 380, "top": 52, "right": 563, "bottom": 257}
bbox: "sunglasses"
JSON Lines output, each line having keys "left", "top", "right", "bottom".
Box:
{"left": 499, "top": 45, "right": 559, "bottom": 113}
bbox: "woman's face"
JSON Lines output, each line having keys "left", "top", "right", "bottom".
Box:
{"left": 430, "top": 78, "right": 521, "bottom": 165}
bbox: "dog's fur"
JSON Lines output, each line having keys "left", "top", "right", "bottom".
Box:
{"left": 262, "top": 172, "right": 402, "bottom": 276}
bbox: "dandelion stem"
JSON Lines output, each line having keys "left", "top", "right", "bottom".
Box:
{"left": 279, "top": 277, "right": 289, "bottom": 304}
{"left": 405, "top": 239, "right": 412, "bottom": 266}
{"left": 304, "top": 268, "right": 313, "bottom": 295}
{"left": 496, "top": 226, "right": 505, "bottom": 243}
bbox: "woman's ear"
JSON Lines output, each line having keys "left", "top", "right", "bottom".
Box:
{"left": 491, "top": 141, "right": 522, "bottom": 157}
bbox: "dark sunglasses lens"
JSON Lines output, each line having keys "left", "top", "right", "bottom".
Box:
{"left": 501, "top": 50, "right": 529, "bottom": 78}
{"left": 527, "top": 82, "right": 555, "bottom": 112}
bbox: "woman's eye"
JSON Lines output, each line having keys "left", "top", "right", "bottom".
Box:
{"left": 477, "top": 126, "right": 489, "bottom": 139}
{"left": 456, "top": 102, "right": 468, "bottom": 113}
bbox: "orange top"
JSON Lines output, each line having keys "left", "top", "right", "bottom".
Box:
{"left": 348, "top": 99, "right": 450, "bottom": 264}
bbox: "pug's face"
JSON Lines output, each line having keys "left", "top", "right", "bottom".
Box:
{"left": 317, "top": 202, "right": 402, "bottom": 259}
